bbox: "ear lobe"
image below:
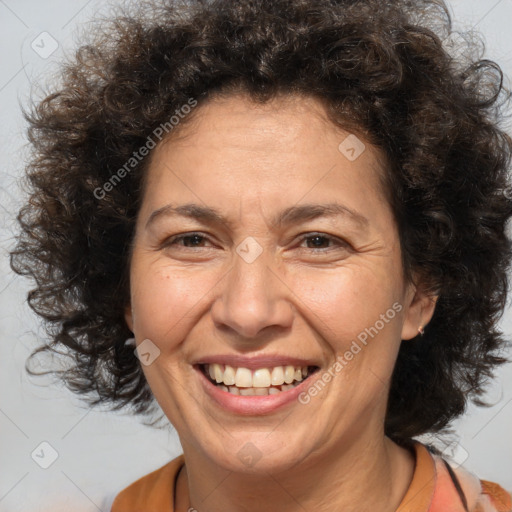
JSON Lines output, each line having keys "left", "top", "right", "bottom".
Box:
{"left": 124, "top": 304, "right": 134, "bottom": 332}
{"left": 401, "top": 285, "right": 438, "bottom": 340}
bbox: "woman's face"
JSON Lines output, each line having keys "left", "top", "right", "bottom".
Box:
{"left": 125, "top": 94, "right": 433, "bottom": 472}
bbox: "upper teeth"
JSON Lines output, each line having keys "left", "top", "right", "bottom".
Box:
{"left": 206, "top": 363, "right": 310, "bottom": 388}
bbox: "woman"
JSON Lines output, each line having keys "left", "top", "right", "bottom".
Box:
{"left": 10, "top": 0, "right": 512, "bottom": 510}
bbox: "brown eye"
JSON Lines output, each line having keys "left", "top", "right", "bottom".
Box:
{"left": 164, "top": 232, "right": 211, "bottom": 248}
{"left": 304, "top": 234, "right": 332, "bottom": 249}
{"left": 299, "top": 233, "right": 348, "bottom": 251}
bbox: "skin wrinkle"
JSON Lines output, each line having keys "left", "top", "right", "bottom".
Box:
{"left": 125, "top": 94, "right": 436, "bottom": 512}
{"left": 9, "top": 2, "right": 512, "bottom": 508}
{"left": 12, "top": 0, "right": 512, "bottom": 445}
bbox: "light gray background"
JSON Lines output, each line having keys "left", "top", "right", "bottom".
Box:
{"left": 0, "top": 1, "right": 511, "bottom": 510}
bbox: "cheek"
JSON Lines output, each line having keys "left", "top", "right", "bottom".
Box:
{"left": 130, "top": 262, "right": 216, "bottom": 345}
{"left": 129, "top": 249, "right": 405, "bottom": 360}
{"left": 289, "top": 264, "right": 403, "bottom": 348}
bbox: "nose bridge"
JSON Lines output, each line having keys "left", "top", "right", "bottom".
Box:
{"left": 212, "top": 239, "right": 293, "bottom": 339}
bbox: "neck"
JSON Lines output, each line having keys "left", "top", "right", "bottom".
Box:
{"left": 176, "top": 432, "right": 415, "bottom": 512}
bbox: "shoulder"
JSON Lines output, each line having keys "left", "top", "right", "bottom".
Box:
{"left": 427, "top": 446, "right": 512, "bottom": 512}
{"left": 478, "top": 480, "right": 512, "bottom": 512}
{"left": 110, "top": 454, "right": 185, "bottom": 512}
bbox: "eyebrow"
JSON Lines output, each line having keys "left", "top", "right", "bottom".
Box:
{"left": 145, "top": 202, "right": 369, "bottom": 231}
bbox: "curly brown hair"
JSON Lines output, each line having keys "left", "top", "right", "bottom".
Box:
{"left": 10, "top": 0, "right": 512, "bottom": 441}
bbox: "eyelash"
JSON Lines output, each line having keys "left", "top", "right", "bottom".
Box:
{"left": 162, "top": 232, "right": 348, "bottom": 252}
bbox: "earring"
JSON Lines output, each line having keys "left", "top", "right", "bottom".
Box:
{"left": 418, "top": 326, "right": 425, "bottom": 336}
{"left": 125, "top": 337, "right": 136, "bottom": 346}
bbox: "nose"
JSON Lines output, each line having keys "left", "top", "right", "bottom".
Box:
{"left": 210, "top": 248, "right": 294, "bottom": 341}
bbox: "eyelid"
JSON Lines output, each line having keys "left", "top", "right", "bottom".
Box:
{"left": 161, "top": 231, "right": 215, "bottom": 247}
{"left": 161, "top": 231, "right": 350, "bottom": 251}
{"left": 295, "top": 232, "right": 350, "bottom": 251}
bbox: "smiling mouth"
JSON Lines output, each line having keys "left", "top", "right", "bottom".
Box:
{"left": 199, "top": 363, "right": 320, "bottom": 396}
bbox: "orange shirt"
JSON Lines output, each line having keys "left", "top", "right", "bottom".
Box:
{"left": 111, "top": 443, "right": 511, "bottom": 512}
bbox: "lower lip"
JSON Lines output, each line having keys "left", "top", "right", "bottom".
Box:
{"left": 194, "top": 365, "right": 319, "bottom": 415}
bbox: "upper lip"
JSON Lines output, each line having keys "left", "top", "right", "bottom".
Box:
{"left": 193, "top": 354, "right": 321, "bottom": 370}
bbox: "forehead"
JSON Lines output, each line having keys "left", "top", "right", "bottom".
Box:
{"left": 140, "top": 93, "right": 393, "bottom": 233}
{"left": 156, "top": 93, "right": 364, "bottom": 159}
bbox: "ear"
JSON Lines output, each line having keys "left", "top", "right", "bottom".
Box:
{"left": 124, "top": 304, "right": 134, "bottom": 332}
{"left": 401, "top": 280, "right": 438, "bottom": 340}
